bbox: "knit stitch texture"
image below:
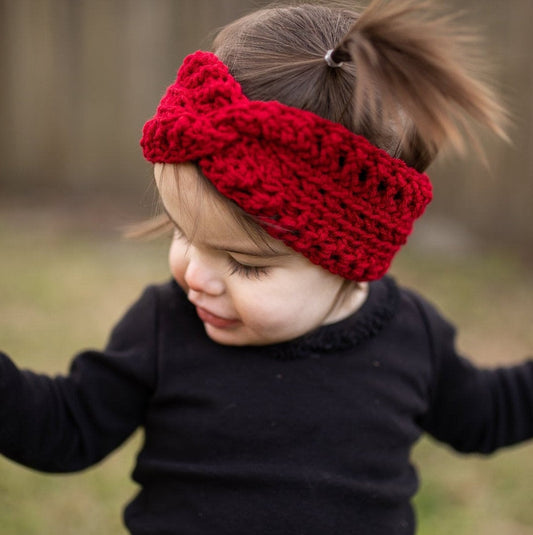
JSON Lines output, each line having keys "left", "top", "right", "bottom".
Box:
{"left": 141, "top": 51, "right": 433, "bottom": 281}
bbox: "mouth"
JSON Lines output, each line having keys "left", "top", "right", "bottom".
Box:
{"left": 195, "top": 306, "right": 240, "bottom": 329}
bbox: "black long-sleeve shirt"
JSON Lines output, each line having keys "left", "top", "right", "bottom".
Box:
{"left": 1, "top": 276, "right": 532, "bottom": 534}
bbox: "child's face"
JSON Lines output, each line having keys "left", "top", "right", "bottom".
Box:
{"left": 155, "top": 164, "right": 356, "bottom": 346}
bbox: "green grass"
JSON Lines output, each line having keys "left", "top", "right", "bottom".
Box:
{"left": 1, "top": 206, "right": 532, "bottom": 534}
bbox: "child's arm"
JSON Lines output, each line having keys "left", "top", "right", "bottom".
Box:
{"left": 0, "top": 285, "right": 158, "bottom": 472}
{"left": 414, "top": 294, "right": 533, "bottom": 454}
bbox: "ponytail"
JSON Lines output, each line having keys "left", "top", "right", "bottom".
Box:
{"left": 329, "top": 0, "right": 508, "bottom": 169}
{"left": 213, "top": 1, "right": 508, "bottom": 171}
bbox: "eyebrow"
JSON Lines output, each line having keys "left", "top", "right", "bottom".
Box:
{"left": 162, "top": 207, "right": 289, "bottom": 258}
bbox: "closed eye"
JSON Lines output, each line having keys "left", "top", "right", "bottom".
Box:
{"left": 227, "top": 256, "right": 270, "bottom": 279}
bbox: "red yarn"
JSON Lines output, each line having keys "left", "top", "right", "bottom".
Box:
{"left": 141, "top": 51, "right": 432, "bottom": 281}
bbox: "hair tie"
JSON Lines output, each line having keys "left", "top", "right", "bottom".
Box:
{"left": 324, "top": 49, "right": 344, "bottom": 68}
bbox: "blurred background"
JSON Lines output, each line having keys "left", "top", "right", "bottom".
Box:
{"left": 0, "top": 1, "right": 532, "bottom": 534}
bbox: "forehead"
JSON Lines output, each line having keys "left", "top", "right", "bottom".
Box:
{"left": 155, "top": 163, "right": 286, "bottom": 253}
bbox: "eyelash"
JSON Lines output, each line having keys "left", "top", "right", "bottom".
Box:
{"left": 227, "top": 257, "right": 269, "bottom": 279}
{"left": 173, "top": 228, "right": 270, "bottom": 279}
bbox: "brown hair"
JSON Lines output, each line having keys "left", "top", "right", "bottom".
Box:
{"left": 213, "top": 0, "right": 508, "bottom": 171}
{"left": 129, "top": 163, "right": 279, "bottom": 251}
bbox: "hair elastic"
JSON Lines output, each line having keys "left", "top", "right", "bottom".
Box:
{"left": 141, "top": 51, "right": 432, "bottom": 282}
{"left": 324, "top": 49, "right": 344, "bottom": 68}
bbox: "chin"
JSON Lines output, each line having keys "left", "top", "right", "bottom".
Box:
{"left": 204, "top": 324, "right": 249, "bottom": 346}
{"left": 204, "top": 324, "right": 277, "bottom": 347}
{"left": 207, "top": 324, "right": 303, "bottom": 347}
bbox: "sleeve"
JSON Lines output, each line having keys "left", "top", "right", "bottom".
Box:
{"left": 415, "top": 294, "right": 533, "bottom": 454}
{"left": 0, "top": 285, "right": 159, "bottom": 473}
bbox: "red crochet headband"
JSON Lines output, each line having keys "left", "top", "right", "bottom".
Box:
{"left": 141, "top": 51, "right": 432, "bottom": 281}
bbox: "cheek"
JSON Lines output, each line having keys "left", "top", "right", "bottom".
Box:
{"left": 230, "top": 281, "right": 313, "bottom": 331}
{"left": 242, "top": 271, "right": 338, "bottom": 324}
{"left": 229, "top": 283, "right": 282, "bottom": 321}
{"left": 168, "top": 239, "right": 189, "bottom": 290}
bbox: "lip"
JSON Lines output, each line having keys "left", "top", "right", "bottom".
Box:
{"left": 195, "top": 306, "right": 240, "bottom": 329}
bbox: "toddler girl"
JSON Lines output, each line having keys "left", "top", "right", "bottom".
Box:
{"left": 1, "top": 1, "right": 531, "bottom": 534}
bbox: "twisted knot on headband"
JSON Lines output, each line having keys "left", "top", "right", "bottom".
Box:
{"left": 141, "top": 51, "right": 432, "bottom": 281}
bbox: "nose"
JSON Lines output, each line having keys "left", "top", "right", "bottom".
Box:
{"left": 184, "top": 253, "right": 225, "bottom": 297}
